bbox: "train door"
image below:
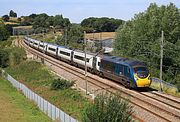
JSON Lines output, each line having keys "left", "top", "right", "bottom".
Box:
{"left": 71, "top": 51, "right": 74, "bottom": 62}
{"left": 124, "top": 66, "right": 131, "bottom": 78}
{"left": 92, "top": 57, "right": 97, "bottom": 70}
{"left": 56, "top": 48, "right": 58, "bottom": 56}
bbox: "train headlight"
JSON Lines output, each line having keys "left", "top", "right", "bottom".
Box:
{"left": 134, "top": 76, "right": 138, "bottom": 81}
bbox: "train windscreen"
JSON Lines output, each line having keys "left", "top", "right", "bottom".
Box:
{"left": 133, "top": 66, "right": 149, "bottom": 78}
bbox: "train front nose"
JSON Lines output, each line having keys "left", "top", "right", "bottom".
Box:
{"left": 134, "top": 74, "right": 151, "bottom": 87}
{"left": 136, "top": 77, "right": 151, "bottom": 87}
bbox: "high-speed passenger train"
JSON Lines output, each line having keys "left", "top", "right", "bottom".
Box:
{"left": 24, "top": 37, "right": 151, "bottom": 88}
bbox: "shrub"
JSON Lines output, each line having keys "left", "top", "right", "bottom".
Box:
{"left": 51, "top": 78, "right": 74, "bottom": 90}
{"left": 0, "top": 49, "right": 9, "bottom": 68}
{"left": 8, "top": 47, "right": 26, "bottom": 66}
{"left": 82, "top": 93, "right": 133, "bottom": 122}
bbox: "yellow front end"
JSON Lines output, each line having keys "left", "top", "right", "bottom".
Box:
{"left": 135, "top": 74, "right": 151, "bottom": 87}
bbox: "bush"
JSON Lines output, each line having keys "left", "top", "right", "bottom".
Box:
{"left": 82, "top": 93, "right": 133, "bottom": 122}
{"left": 0, "top": 24, "right": 10, "bottom": 41}
{"left": 51, "top": 78, "right": 74, "bottom": 90}
{"left": 0, "top": 49, "right": 9, "bottom": 68}
{"left": 8, "top": 47, "right": 26, "bottom": 67}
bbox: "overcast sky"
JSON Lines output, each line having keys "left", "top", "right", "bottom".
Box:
{"left": 0, "top": 0, "right": 179, "bottom": 23}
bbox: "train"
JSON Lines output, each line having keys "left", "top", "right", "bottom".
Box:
{"left": 24, "top": 37, "right": 151, "bottom": 89}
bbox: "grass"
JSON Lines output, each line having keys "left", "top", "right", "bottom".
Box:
{"left": 30, "top": 32, "right": 62, "bottom": 43}
{"left": 0, "top": 77, "right": 51, "bottom": 122}
{"left": 6, "top": 60, "right": 90, "bottom": 121}
{"left": 150, "top": 81, "right": 180, "bottom": 97}
{"left": 0, "top": 37, "right": 15, "bottom": 49}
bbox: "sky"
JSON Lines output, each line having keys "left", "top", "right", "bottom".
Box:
{"left": 0, "top": 0, "right": 179, "bottom": 23}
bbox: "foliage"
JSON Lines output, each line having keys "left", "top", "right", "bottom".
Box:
{"left": 51, "top": 78, "right": 74, "bottom": 90}
{"left": 56, "top": 24, "right": 84, "bottom": 50}
{"left": 9, "top": 10, "right": 17, "bottom": 17}
{"left": 20, "top": 16, "right": 33, "bottom": 26}
{"left": 81, "top": 17, "right": 124, "bottom": 32}
{"left": 6, "top": 61, "right": 53, "bottom": 83}
{"left": 0, "top": 24, "right": 10, "bottom": 41}
{"left": 82, "top": 93, "right": 133, "bottom": 122}
{"left": 2, "top": 15, "right": 9, "bottom": 22}
{"left": 31, "top": 13, "right": 71, "bottom": 30}
{"left": 5, "top": 60, "right": 90, "bottom": 120}
{"left": 33, "top": 13, "right": 49, "bottom": 28}
{"left": 53, "top": 15, "right": 71, "bottom": 29}
{"left": 114, "top": 3, "right": 180, "bottom": 86}
{"left": 8, "top": 47, "right": 26, "bottom": 67}
{"left": 0, "top": 49, "right": 9, "bottom": 68}
{"left": 0, "top": 37, "right": 26, "bottom": 68}
{"left": 5, "top": 24, "right": 19, "bottom": 35}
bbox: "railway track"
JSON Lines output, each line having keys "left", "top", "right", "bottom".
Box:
{"left": 19, "top": 39, "right": 180, "bottom": 122}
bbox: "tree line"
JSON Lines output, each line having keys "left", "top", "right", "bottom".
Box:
{"left": 114, "top": 3, "right": 180, "bottom": 89}
{"left": 81, "top": 17, "right": 124, "bottom": 32}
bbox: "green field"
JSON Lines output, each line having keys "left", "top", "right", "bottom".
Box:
{"left": 0, "top": 77, "right": 51, "bottom": 122}
{"left": 6, "top": 61, "right": 90, "bottom": 121}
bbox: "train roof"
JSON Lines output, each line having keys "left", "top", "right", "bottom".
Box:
{"left": 74, "top": 49, "right": 99, "bottom": 56}
{"left": 102, "top": 56, "right": 146, "bottom": 67}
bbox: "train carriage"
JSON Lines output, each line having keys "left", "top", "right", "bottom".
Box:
{"left": 46, "top": 44, "right": 58, "bottom": 56}
{"left": 58, "top": 47, "right": 73, "bottom": 63}
{"left": 39, "top": 41, "right": 48, "bottom": 52}
{"left": 73, "top": 50, "right": 94, "bottom": 70}
{"left": 33, "top": 39, "right": 40, "bottom": 49}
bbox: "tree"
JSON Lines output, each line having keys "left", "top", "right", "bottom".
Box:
{"left": 20, "top": 16, "right": 33, "bottom": 26}
{"left": 63, "top": 18, "right": 71, "bottom": 27}
{"left": 17, "top": 17, "right": 21, "bottom": 22}
{"left": 45, "top": 16, "right": 54, "bottom": 27}
{"left": 0, "top": 24, "right": 10, "bottom": 41}
{"left": 53, "top": 15, "right": 64, "bottom": 29}
{"left": 81, "top": 17, "right": 124, "bottom": 32}
{"left": 82, "top": 93, "right": 133, "bottom": 122}
{"left": 33, "top": 13, "right": 49, "bottom": 28}
{"left": 114, "top": 3, "right": 180, "bottom": 86}
{"left": 56, "top": 24, "right": 83, "bottom": 49}
{"left": 2, "top": 15, "right": 9, "bottom": 22}
{"left": 9, "top": 10, "right": 17, "bottom": 17}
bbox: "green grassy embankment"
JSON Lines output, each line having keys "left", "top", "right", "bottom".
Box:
{"left": 0, "top": 77, "right": 51, "bottom": 122}
{"left": 6, "top": 61, "right": 90, "bottom": 121}
{"left": 30, "top": 32, "right": 62, "bottom": 43}
{"left": 150, "top": 81, "right": 180, "bottom": 97}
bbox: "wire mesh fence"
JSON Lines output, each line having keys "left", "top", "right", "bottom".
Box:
{"left": 1, "top": 69, "right": 78, "bottom": 122}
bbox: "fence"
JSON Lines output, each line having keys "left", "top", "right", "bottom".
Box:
{"left": 1, "top": 70, "right": 78, "bottom": 122}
